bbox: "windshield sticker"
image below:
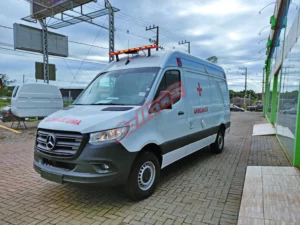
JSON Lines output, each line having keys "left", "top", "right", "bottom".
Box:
{"left": 96, "top": 100, "right": 113, "bottom": 104}
{"left": 45, "top": 118, "right": 82, "bottom": 125}
{"left": 106, "top": 97, "right": 119, "bottom": 100}
{"left": 139, "top": 92, "right": 146, "bottom": 97}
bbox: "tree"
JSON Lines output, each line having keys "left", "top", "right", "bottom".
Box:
{"left": 0, "top": 74, "right": 16, "bottom": 97}
{"left": 0, "top": 74, "right": 16, "bottom": 86}
{"left": 236, "top": 89, "right": 257, "bottom": 101}
{"left": 206, "top": 56, "right": 218, "bottom": 64}
{"left": 229, "top": 89, "right": 258, "bottom": 102}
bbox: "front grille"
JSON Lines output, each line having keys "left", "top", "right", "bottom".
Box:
{"left": 36, "top": 129, "right": 83, "bottom": 157}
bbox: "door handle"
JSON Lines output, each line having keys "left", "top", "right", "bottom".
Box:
{"left": 201, "top": 119, "right": 206, "bottom": 128}
{"left": 178, "top": 111, "right": 184, "bottom": 115}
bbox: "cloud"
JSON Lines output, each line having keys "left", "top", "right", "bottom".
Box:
{"left": 228, "top": 32, "right": 241, "bottom": 41}
{"left": 0, "top": 0, "right": 277, "bottom": 93}
{"left": 178, "top": 0, "right": 253, "bottom": 17}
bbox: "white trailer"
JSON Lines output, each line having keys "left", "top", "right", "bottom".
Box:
{"left": 11, "top": 83, "right": 63, "bottom": 118}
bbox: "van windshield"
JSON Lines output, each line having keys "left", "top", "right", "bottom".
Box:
{"left": 73, "top": 67, "right": 160, "bottom": 106}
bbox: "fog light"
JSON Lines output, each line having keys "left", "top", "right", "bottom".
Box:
{"left": 92, "top": 163, "right": 112, "bottom": 173}
{"left": 100, "top": 164, "right": 110, "bottom": 170}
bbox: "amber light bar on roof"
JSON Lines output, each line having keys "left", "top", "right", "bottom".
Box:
{"left": 109, "top": 44, "right": 158, "bottom": 61}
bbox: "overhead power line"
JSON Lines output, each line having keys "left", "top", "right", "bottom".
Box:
{"left": 116, "top": 28, "right": 149, "bottom": 40}
{"left": 0, "top": 46, "right": 107, "bottom": 65}
{"left": 16, "top": 0, "right": 198, "bottom": 53}
{"left": 92, "top": 2, "right": 187, "bottom": 42}
{"left": 69, "top": 17, "right": 108, "bottom": 87}
{"left": 0, "top": 25, "right": 13, "bottom": 30}
{"left": 69, "top": 40, "right": 108, "bottom": 49}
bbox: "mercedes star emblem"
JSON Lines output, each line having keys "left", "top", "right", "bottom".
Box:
{"left": 46, "top": 134, "right": 56, "bottom": 150}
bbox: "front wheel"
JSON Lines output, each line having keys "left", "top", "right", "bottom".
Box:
{"left": 125, "top": 151, "right": 160, "bottom": 201}
{"left": 210, "top": 130, "right": 224, "bottom": 154}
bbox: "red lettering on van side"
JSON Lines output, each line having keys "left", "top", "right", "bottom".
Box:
{"left": 45, "top": 117, "right": 82, "bottom": 125}
{"left": 194, "top": 107, "right": 208, "bottom": 114}
{"left": 115, "top": 81, "right": 184, "bottom": 143}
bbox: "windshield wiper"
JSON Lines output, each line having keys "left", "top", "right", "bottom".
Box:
{"left": 90, "top": 103, "right": 126, "bottom": 105}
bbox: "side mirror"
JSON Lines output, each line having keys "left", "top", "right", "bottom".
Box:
{"left": 149, "top": 91, "right": 172, "bottom": 114}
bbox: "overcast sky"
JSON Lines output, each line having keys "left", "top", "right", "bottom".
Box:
{"left": 0, "top": 0, "right": 282, "bottom": 92}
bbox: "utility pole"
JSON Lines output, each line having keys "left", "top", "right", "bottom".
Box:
{"left": 262, "top": 68, "right": 265, "bottom": 103}
{"left": 39, "top": 19, "right": 49, "bottom": 84}
{"left": 239, "top": 67, "right": 248, "bottom": 107}
{"left": 179, "top": 40, "right": 190, "bottom": 54}
{"left": 104, "top": 0, "right": 115, "bottom": 62}
{"left": 23, "top": 75, "right": 25, "bottom": 83}
{"left": 249, "top": 93, "right": 251, "bottom": 108}
{"left": 146, "top": 25, "right": 159, "bottom": 51}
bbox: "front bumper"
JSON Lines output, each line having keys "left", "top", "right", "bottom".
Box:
{"left": 33, "top": 141, "right": 138, "bottom": 186}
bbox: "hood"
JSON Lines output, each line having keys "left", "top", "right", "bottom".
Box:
{"left": 38, "top": 105, "right": 139, "bottom": 133}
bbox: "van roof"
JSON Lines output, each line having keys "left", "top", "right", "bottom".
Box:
{"left": 103, "top": 50, "right": 225, "bottom": 76}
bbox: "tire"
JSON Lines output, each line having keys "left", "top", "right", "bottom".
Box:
{"left": 125, "top": 151, "right": 160, "bottom": 201}
{"left": 210, "top": 129, "right": 225, "bottom": 154}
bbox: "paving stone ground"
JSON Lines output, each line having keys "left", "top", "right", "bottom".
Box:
{"left": 0, "top": 112, "right": 290, "bottom": 225}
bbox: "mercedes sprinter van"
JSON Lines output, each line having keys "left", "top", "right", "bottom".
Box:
{"left": 33, "top": 45, "right": 230, "bottom": 200}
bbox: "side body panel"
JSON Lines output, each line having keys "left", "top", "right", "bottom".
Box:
{"left": 209, "top": 77, "right": 230, "bottom": 132}
{"left": 161, "top": 54, "right": 230, "bottom": 168}
{"left": 183, "top": 69, "right": 215, "bottom": 155}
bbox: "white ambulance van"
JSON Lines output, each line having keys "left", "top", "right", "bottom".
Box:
{"left": 33, "top": 45, "right": 230, "bottom": 200}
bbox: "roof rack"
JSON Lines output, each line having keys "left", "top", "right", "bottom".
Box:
{"left": 109, "top": 44, "right": 158, "bottom": 62}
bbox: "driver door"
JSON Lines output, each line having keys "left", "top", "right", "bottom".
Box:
{"left": 153, "top": 68, "right": 189, "bottom": 168}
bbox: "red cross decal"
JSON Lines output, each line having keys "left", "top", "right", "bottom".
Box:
{"left": 197, "top": 83, "right": 203, "bottom": 96}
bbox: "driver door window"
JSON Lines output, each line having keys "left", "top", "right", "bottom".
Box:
{"left": 154, "top": 70, "right": 181, "bottom": 104}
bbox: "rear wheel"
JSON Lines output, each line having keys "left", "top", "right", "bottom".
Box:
{"left": 210, "top": 129, "right": 224, "bottom": 154}
{"left": 125, "top": 151, "right": 160, "bottom": 201}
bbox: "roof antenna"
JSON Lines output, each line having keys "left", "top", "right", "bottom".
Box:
{"left": 125, "top": 40, "right": 130, "bottom": 65}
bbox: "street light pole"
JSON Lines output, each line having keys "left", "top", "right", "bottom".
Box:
{"left": 239, "top": 67, "right": 248, "bottom": 108}
{"left": 262, "top": 68, "right": 265, "bottom": 103}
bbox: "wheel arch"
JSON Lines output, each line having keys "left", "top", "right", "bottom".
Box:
{"left": 219, "top": 123, "right": 226, "bottom": 135}
{"left": 135, "top": 143, "right": 163, "bottom": 167}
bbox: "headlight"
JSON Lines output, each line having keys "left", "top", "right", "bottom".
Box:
{"left": 89, "top": 127, "right": 129, "bottom": 143}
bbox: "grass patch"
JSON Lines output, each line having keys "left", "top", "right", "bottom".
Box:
{"left": 0, "top": 99, "right": 10, "bottom": 108}
{"left": 27, "top": 118, "right": 37, "bottom": 122}
{"left": 63, "top": 101, "right": 73, "bottom": 107}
